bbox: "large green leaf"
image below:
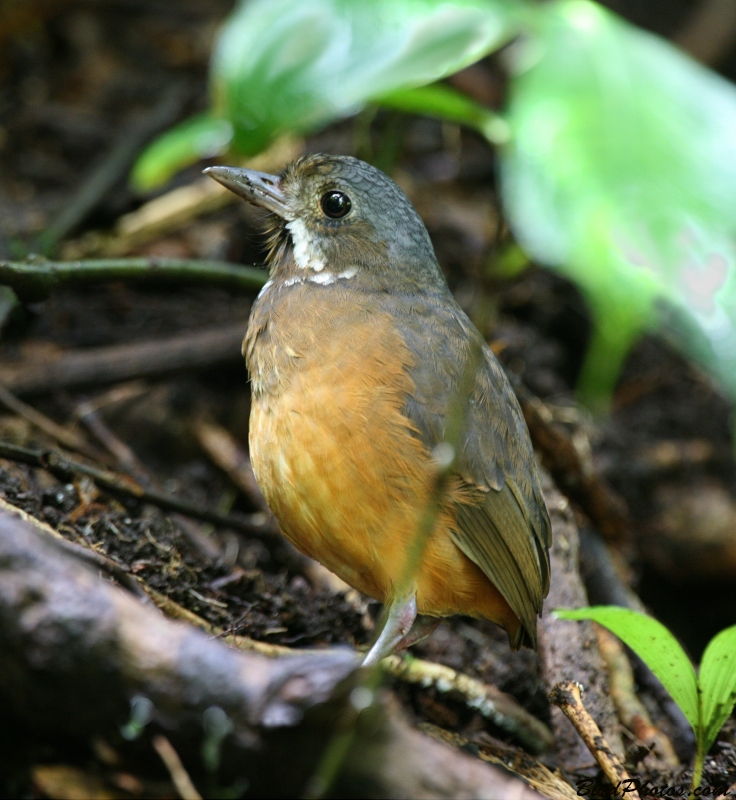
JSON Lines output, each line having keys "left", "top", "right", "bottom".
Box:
{"left": 501, "top": 0, "right": 736, "bottom": 409}
{"left": 699, "top": 624, "right": 736, "bottom": 753}
{"left": 134, "top": 0, "right": 519, "bottom": 188}
{"left": 556, "top": 606, "right": 700, "bottom": 733}
{"left": 214, "top": 0, "right": 518, "bottom": 152}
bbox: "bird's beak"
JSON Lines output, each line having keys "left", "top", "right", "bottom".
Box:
{"left": 203, "top": 165, "right": 289, "bottom": 218}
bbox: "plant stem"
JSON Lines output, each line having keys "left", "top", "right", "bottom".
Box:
{"left": 689, "top": 741, "right": 705, "bottom": 799}
{"left": 376, "top": 84, "right": 510, "bottom": 145}
{"left": 575, "top": 318, "right": 640, "bottom": 414}
{"left": 0, "top": 257, "right": 267, "bottom": 301}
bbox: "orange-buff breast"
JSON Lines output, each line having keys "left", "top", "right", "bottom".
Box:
{"left": 246, "top": 293, "right": 519, "bottom": 636}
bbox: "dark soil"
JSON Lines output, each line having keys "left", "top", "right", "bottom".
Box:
{"left": 1, "top": 2, "right": 735, "bottom": 799}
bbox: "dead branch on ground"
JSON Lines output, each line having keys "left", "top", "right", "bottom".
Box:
{"left": 0, "top": 440, "right": 270, "bottom": 537}
{"left": 537, "top": 473, "right": 624, "bottom": 771}
{"left": 514, "top": 380, "right": 631, "bottom": 545}
{"left": 0, "top": 322, "right": 247, "bottom": 395}
{"left": 0, "top": 507, "right": 540, "bottom": 799}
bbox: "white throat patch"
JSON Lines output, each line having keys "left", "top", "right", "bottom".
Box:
{"left": 286, "top": 218, "right": 326, "bottom": 272}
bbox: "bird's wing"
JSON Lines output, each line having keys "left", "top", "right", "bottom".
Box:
{"left": 397, "top": 294, "right": 551, "bottom": 647}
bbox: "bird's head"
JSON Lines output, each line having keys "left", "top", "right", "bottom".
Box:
{"left": 204, "top": 154, "right": 446, "bottom": 293}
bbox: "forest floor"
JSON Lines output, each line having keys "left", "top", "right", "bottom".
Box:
{"left": 1, "top": 2, "right": 735, "bottom": 798}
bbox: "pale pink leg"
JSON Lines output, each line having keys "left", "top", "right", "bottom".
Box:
{"left": 362, "top": 596, "right": 440, "bottom": 665}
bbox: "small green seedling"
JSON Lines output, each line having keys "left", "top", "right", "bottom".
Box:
{"left": 556, "top": 606, "right": 736, "bottom": 797}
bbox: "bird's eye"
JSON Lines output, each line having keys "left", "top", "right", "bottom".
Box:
{"left": 320, "top": 191, "right": 352, "bottom": 219}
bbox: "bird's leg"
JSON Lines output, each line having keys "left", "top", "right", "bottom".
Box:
{"left": 362, "top": 594, "right": 417, "bottom": 666}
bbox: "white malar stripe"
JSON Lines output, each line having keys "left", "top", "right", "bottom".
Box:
{"left": 286, "top": 218, "right": 326, "bottom": 272}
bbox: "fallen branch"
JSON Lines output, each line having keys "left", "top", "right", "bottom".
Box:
{"left": 514, "top": 380, "right": 631, "bottom": 545}
{"left": 383, "top": 654, "right": 554, "bottom": 755}
{"left": 0, "top": 508, "right": 539, "bottom": 799}
{"left": 0, "top": 440, "right": 271, "bottom": 538}
{"left": 145, "top": 586, "right": 552, "bottom": 755}
{"left": 1, "top": 488, "right": 550, "bottom": 756}
{"left": 0, "top": 322, "right": 247, "bottom": 395}
{"left": 0, "top": 257, "right": 266, "bottom": 302}
{"left": 536, "top": 473, "right": 623, "bottom": 771}
{"left": 550, "top": 681, "right": 641, "bottom": 800}
{"left": 423, "top": 725, "right": 579, "bottom": 800}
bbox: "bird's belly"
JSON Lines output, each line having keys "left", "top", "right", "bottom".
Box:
{"left": 249, "top": 382, "right": 515, "bottom": 628}
{"left": 248, "top": 378, "right": 428, "bottom": 603}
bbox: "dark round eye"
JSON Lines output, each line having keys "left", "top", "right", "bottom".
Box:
{"left": 320, "top": 191, "right": 351, "bottom": 219}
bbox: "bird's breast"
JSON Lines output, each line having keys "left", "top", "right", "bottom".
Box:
{"left": 245, "top": 286, "right": 430, "bottom": 598}
{"left": 242, "top": 284, "right": 519, "bottom": 630}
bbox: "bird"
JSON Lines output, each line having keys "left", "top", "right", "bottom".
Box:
{"left": 204, "top": 154, "right": 551, "bottom": 665}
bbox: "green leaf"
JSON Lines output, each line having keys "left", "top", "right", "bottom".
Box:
{"left": 556, "top": 606, "right": 700, "bottom": 733}
{"left": 211, "top": 0, "right": 519, "bottom": 155}
{"left": 377, "top": 84, "right": 510, "bottom": 144}
{"left": 500, "top": 0, "right": 736, "bottom": 410}
{"left": 699, "top": 624, "right": 736, "bottom": 752}
{"left": 131, "top": 113, "right": 233, "bottom": 191}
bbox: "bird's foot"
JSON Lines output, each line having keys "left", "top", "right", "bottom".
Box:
{"left": 362, "top": 594, "right": 417, "bottom": 666}
{"left": 362, "top": 598, "right": 441, "bottom": 666}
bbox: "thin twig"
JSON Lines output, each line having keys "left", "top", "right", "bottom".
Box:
{"left": 75, "top": 397, "right": 225, "bottom": 560}
{"left": 0, "top": 257, "right": 266, "bottom": 302}
{"left": 39, "top": 84, "right": 189, "bottom": 254}
{"left": 578, "top": 527, "right": 645, "bottom": 612}
{"left": 152, "top": 735, "right": 203, "bottom": 800}
{"left": 595, "top": 625, "right": 679, "bottom": 767}
{"left": 193, "top": 417, "right": 270, "bottom": 512}
{"left": 0, "top": 440, "right": 271, "bottom": 537}
{"left": 75, "top": 398, "right": 153, "bottom": 482}
{"left": 513, "top": 379, "right": 631, "bottom": 544}
{"left": 61, "top": 135, "right": 302, "bottom": 260}
{"left": 0, "top": 322, "right": 247, "bottom": 395}
{"left": 0, "top": 382, "right": 105, "bottom": 461}
{"left": 550, "top": 681, "right": 641, "bottom": 800}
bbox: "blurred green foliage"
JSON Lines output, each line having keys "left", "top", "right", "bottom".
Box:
{"left": 134, "top": 0, "right": 736, "bottom": 412}
{"left": 503, "top": 1, "right": 736, "bottom": 410}
{"left": 557, "top": 607, "right": 736, "bottom": 795}
{"left": 132, "top": 0, "right": 517, "bottom": 188}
